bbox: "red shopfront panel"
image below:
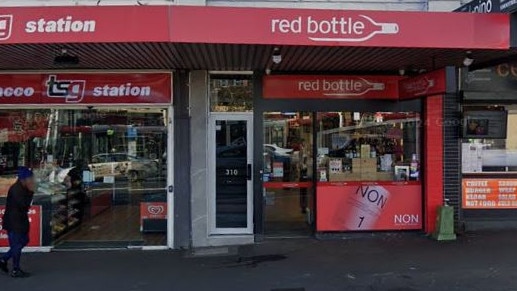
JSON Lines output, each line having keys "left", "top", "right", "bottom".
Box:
{"left": 0, "top": 205, "right": 42, "bottom": 247}
{"left": 0, "top": 6, "right": 509, "bottom": 49}
{"left": 317, "top": 182, "right": 422, "bottom": 231}
{"left": 0, "top": 6, "right": 170, "bottom": 44}
{"left": 424, "top": 95, "right": 444, "bottom": 234}
{"left": 0, "top": 73, "right": 172, "bottom": 105}
{"left": 263, "top": 75, "right": 400, "bottom": 100}
{"left": 399, "top": 69, "right": 447, "bottom": 100}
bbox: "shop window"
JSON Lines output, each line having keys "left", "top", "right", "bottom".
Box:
{"left": 461, "top": 105, "right": 517, "bottom": 173}
{"left": 209, "top": 74, "right": 253, "bottom": 112}
{"left": 0, "top": 108, "right": 168, "bottom": 247}
{"left": 262, "top": 111, "right": 422, "bottom": 233}
{"left": 316, "top": 112, "right": 421, "bottom": 182}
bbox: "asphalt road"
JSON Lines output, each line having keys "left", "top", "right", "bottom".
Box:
{"left": 1, "top": 231, "right": 517, "bottom": 291}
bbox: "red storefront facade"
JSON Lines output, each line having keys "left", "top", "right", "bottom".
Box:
{"left": 0, "top": 5, "right": 512, "bottom": 249}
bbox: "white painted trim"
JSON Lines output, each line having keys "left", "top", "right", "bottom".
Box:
{"left": 0, "top": 247, "right": 52, "bottom": 253}
{"left": 206, "top": 234, "right": 254, "bottom": 247}
{"left": 0, "top": 105, "right": 171, "bottom": 110}
{"left": 142, "top": 245, "right": 169, "bottom": 251}
{"left": 208, "top": 71, "right": 253, "bottom": 75}
{"left": 0, "top": 70, "right": 173, "bottom": 74}
{"left": 167, "top": 105, "right": 175, "bottom": 249}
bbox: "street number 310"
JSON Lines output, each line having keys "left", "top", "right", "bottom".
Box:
{"left": 225, "top": 169, "right": 239, "bottom": 176}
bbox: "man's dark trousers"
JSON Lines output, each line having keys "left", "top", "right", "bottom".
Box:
{"left": 2, "top": 232, "right": 29, "bottom": 270}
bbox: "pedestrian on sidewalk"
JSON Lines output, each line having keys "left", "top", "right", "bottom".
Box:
{"left": 0, "top": 167, "right": 35, "bottom": 278}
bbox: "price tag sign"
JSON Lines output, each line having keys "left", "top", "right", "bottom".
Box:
{"left": 103, "top": 175, "right": 115, "bottom": 184}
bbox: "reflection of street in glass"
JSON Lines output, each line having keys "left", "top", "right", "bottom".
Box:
{"left": 466, "top": 119, "right": 488, "bottom": 136}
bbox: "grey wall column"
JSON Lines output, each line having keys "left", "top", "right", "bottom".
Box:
{"left": 189, "top": 71, "right": 209, "bottom": 248}
{"left": 442, "top": 67, "right": 461, "bottom": 228}
{"left": 174, "top": 70, "right": 192, "bottom": 249}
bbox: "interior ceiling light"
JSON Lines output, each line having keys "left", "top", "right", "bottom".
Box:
{"left": 463, "top": 51, "right": 474, "bottom": 67}
{"left": 272, "top": 47, "right": 282, "bottom": 64}
{"left": 54, "top": 48, "right": 79, "bottom": 66}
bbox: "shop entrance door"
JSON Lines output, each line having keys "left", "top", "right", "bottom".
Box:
{"left": 208, "top": 113, "right": 253, "bottom": 234}
{"left": 263, "top": 112, "right": 314, "bottom": 236}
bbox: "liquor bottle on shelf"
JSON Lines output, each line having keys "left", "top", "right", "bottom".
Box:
{"left": 370, "top": 146, "right": 376, "bottom": 158}
{"left": 410, "top": 153, "right": 420, "bottom": 181}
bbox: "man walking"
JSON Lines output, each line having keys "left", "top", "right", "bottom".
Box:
{"left": 0, "top": 167, "right": 35, "bottom": 278}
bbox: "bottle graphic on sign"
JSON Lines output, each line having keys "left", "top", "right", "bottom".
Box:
{"left": 344, "top": 184, "right": 390, "bottom": 230}
{"left": 308, "top": 15, "right": 399, "bottom": 43}
{"left": 323, "top": 78, "right": 385, "bottom": 97}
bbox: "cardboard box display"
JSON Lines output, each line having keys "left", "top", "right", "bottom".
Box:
{"left": 360, "top": 145, "right": 371, "bottom": 158}
{"left": 329, "top": 172, "right": 361, "bottom": 182}
{"left": 376, "top": 172, "right": 393, "bottom": 181}
{"left": 360, "top": 158, "right": 377, "bottom": 167}
{"left": 361, "top": 173, "right": 378, "bottom": 181}
{"left": 352, "top": 159, "right": 361, "bottom": 172}
{"left": 328, "top": 158, "right": 343, "bottom": 174}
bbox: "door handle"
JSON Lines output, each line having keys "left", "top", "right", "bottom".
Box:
{"left": 247, "top": 164, "right": 252, "bottom": 181}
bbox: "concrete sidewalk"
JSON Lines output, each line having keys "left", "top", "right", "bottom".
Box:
{"left": 1, "top": 232, "right": 517, "bottom": 291}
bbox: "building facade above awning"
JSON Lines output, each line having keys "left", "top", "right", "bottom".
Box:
{"left": 454, "top": 0, "right": 517, "bottom": 13}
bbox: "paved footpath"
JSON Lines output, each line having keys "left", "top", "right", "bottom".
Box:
{"left": 1, "top": 232, "right": 517, "bottom": 291}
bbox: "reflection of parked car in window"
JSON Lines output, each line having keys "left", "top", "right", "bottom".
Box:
{"left": 263, "top": 145, "right": 291, "bottom": 164}
{"left": 264, "top": 144, "right": 293, "bottom": 156}
{"left": 89, "top": 153, "right": 159, "bottom": 182}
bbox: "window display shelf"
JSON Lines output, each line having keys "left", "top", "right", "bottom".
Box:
{"left": 50, "top": 193, "right": 67, "bottom": 203}
{"left": 317, "top": 181, "right": 421, "bottom": 186}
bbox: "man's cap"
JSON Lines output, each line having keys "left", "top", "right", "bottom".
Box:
{"left": 18, "top": 167, "right": 34, "bottom": 179}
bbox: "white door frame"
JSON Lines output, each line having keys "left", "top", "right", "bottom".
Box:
{"left": 166, "top": 105, "right": 175, "bottom": 248}
{"left": 208, "top": 112, "right": 253, "bottom": 235}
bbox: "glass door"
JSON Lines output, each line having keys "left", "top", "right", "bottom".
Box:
{"left": 209, "top": 113, "right": 253, "bottom": 234}
{"left": 263, "top": 112, "right": 314, "bottom": 236}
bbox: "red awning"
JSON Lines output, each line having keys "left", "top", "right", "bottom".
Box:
{"left": 170, "top": 6, "right": 510, "bottom": 49}
{"left": 0, "top": 5, "right": 510, "bottom": 49}
{"left": 0, "top": 5, "right": 513, "bottom": 71}
{"left": 0, "top": 6, "right": 170, "bottom": 44}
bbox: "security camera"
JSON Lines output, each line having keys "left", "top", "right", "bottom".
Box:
{"left": 272, "top": 47, "right": 282, "bottom": 64}
{"left": 272, "top": 54, "right": 282, "bottom": 64}
{"left": 463, "top": 51, "right": 474, "bottom": 67}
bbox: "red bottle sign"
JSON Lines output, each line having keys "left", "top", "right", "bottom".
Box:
{"left": 263, "top": 75, "right": 400, "bottom": 99}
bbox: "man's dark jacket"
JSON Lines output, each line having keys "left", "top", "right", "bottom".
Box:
{"left": 2, "top": 180, "right": 34, "bottom": 234}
